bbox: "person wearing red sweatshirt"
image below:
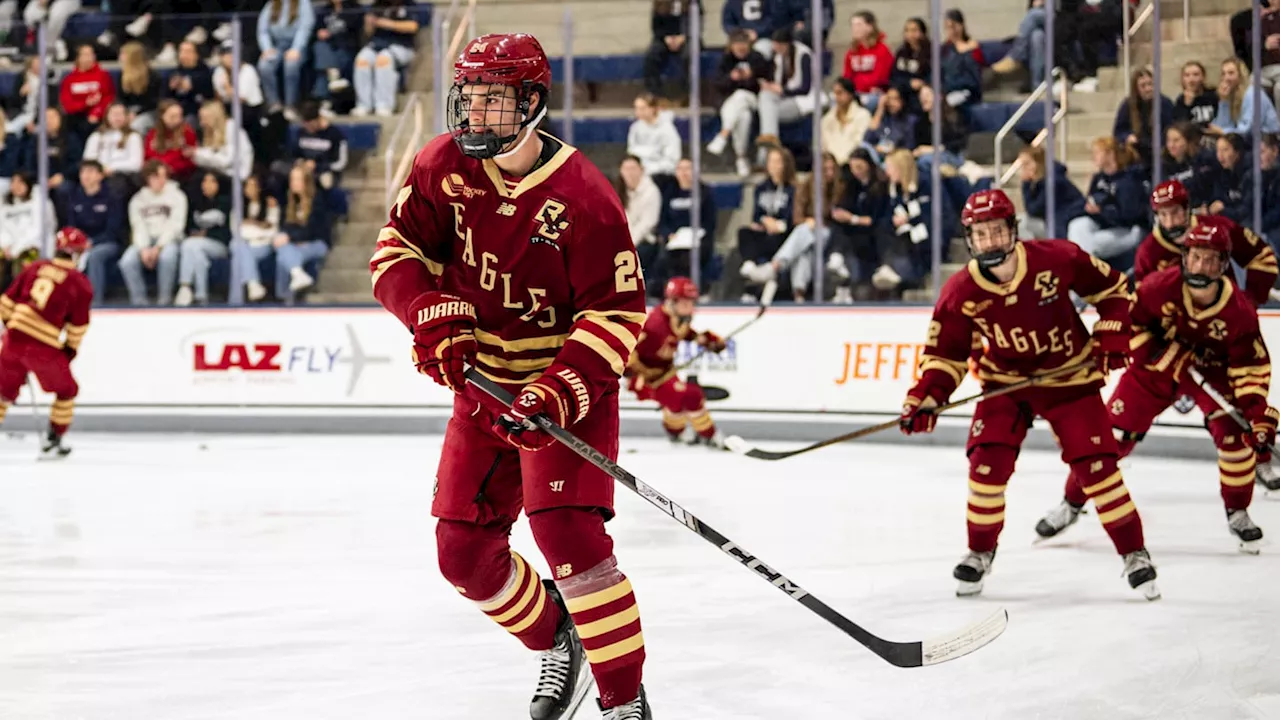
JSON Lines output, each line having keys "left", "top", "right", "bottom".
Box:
{"left": 842, "top": 10, "right": 893, "bottom": 113}
{"left": 59, "top": 45, "right": 116, "bottom": 144}
{"left": 144, "top": 99, "right": 199, "bottom": 183}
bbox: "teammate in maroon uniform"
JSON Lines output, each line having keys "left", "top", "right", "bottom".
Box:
{"left": 368, "top": 34, "right": 652, "bottom": 720}
{"left": 898, "top": 189, "right": 1160, "bottom": 599}
{"left": 626, "top": 277, "right": 726, "bottom": 447}
{"left": 1035, "top": 222, "right": 1277, "bottom": 553}
{"left": 1138, "top": 180, "right": 1278, "bottom": 305}
{"left": 0, "top": 227, "right": 92, "bottom": 459}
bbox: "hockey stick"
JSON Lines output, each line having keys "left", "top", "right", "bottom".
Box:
{"left": 465, "top": 369, "right": 1008, "bottom": 668}
{"left": 724, "top": 359, "right": 1096, "bottom": 461}
{"left": 1187, "top": 367, "right": 1280, "bottom": 495}
{"left": 674, "top": 280, "right": 777, "bottom": 372}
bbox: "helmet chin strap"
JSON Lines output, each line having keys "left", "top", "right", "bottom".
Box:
{"left": 494, "top": 104, "right": 548, "bottom": 160}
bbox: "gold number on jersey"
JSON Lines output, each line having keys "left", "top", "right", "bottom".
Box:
{"left": 614, "top": 251, "right": 639, "bottom": 293}
{"left": 29, "top": 277, "right": 55, "bottom": 310}
{"left": 480, "top": 252, "right": 498, "bottom": 290}
{"left": 926, "top": 320, "right": 941, "bottom": 347}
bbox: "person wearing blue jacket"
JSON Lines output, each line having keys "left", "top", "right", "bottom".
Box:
{"left": 1017, "top": 145, "right": 1086, "bottom": 239}
{"left": 722, "top": 0, "right": 783, "bottom": 58}
{"left": 1066, "top": 138, "right": 1147, "bottom": 262}
{"left": 737, "top": 146, "right": 797, "bottom": 299}
{"left": 1252, "top": 133, "right": 1280, "bottom": 244}
{"left": 656, "top": 157, "right": 718, "bottom": 291}
{"left": 274, "top": 162, "right": 330, "bottom": 303}
{"left": 71, "top": 161, "right": 125, "bottom": 305}
{"left": 1161, "top": 121, "right": 1217, "bottom": 210}
{"left": 1207, "top": 133, "right": 1251, "bottom": 225}
{"left": 776, "top": 0, "right": 833, "bottom": 47}
{"left": 257, "top": 0, "right": 316, "bottom": 113}
{"left": 1113, "top": 66, "right": 1175, "bottom": 169}
{"left": 1212, "top": 58, "right": 1280, "bottom": 136}
{"left": 827, "top": 148, "right": 891, "bottom": 300}
{"left": 873, "top": 148, "right": 936, "bottom": 292}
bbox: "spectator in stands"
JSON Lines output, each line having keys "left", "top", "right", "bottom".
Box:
{"left": 820, "top": 77, "right": 870, "bottom": 165}
{"left": 1232, "top": 4, "right": 1268, "bottom": 72}
{"left": 627, "top": 93, "right": 681, "bottom": 180}
{"left": 1212, "top": 57, "right": 1280, "bottom": 136}
{"left": 59, "top": 44, "right": 115, "bottom": 146}
{"left": 214, "top": 41, "right": 267, "bottom": 153}
{"left": 756, "top": 27, "right": 816, "bottom": 158}
{"left": 1207, "top": 133, "right": 1250, "bottom": 225}
{"left": 1254, "top": 133, "right": 1280, "bottom": 243}
{"left": 737, "top": 145, "right": 797, "bottom": 301}
{"left": 1259, "top": 5, "right": 1280, "bottom": 110}
{"left": 843, "top": 11, "right": 892, "bottom": 112}
{"left": 312, "top": 0, "right": 356, "bottom": 114}
{"left": 991, "top": 1, "right": 1048, "bottom": 89}
{"left": 257, "top": 0, "right": 316, "bottom": 118}
{"left": 707, "top": 29, "right": 771, "bottom": 177}
{"left": 0, "top": 111, "right": 17, "bottom": 200}
{"left": 1162, "top": 121, "right": 1215, "bottom": 210}
{"left": 722, "top": 0, "right": 780, "bottom": 59}
{"left": 868, "top": 86, "right": 916, "bottom": 158}
{"left": 743, "top": 151, "right": 841, "bottom": 301}
{"left": 3, "top": 56, "right": 42, "bottom": 132}
{"left": 1173, "top": 61, "right": 1219, "bottom": 141}
{"left": 230, "top": 173, "right": 280, "bottom": 303}
{"left": 19, "top": 0, "right": 80, "bottom": 62}
{"left": 73, "top": 161, "right": 125, "bottom": 305}
{"left": 872, "top": 148, "right": 933, "bottom": 292}
{"left": 913, "top": 85, "right": 967, "bottom": 176}
{"left": 1067, "top": 137, "right": 1146, "bottom": 263}
{"left": 0, "top": 172, "right": 54, "bottom": 288}
{"left": 827, "top": 147, "right": 889, "bottom": 302}
{"left": 174, "top": 171, "right": 232, "bottom": 306}
{"left": 145, "top": 99, "right": 198, "bottom": 183}
{"left": 352, "top": 0, "right": 420, "bottom": 117}
{"left": 120, "top": 160, "right": 187, "bottom": 306}
{"left": 1113, "top": 66, "right": 1174, "bottom": 170}
{"left": 616, "top": 156, "right": 663, "bottom": 281}
{"left": 890, "top": 17, "right": 930, "bottom": 97}
{"left": 83, "top": 103, "right": 144, "bottom": 197}
{"left": 779, "top": 0, "right": 832, "bottom": 48}
{"left": 656, "top": 157, "right": 717, "bottom": 291}
{"left": 274, "top": 162, "right": 330, "bottom": 301}
{"left": 168, "top": 41, "right": 216, "bottom": 123}
{"left": 1055, "top": 0, "right": 1124, "bottom": 93}
{"left": 288, "top": 101, "right": 348, "bottom": 189}
{"left": 1017, "top": 145, "right": 1084, "bottom": 239}
{"left": 20, "top": 107, "right": 77, "bottom": 193}
{"left": 644, "top": 0, "right": 699, "bottom": 100}
{"left": 118, "top": 42, "right": 161, "bottom": 135}
{"left": 193, "top": 99, "right": 254, "bottom": 183}
{"left": 940, "top": 9, "right": 983, "bottom": 110}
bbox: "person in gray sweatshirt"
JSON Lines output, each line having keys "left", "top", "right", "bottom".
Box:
{"left": 120, "top": 160, "right": 188, "bottom": 305}
{"left": 0, "top": 172, "right": 54, "bottom": 284}
{"left": 626, "top": 93, "right": 682, "bottom": 179}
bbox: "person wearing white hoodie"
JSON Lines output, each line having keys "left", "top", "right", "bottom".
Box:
{"left": 192, "top": 99, "right": 255, "bottom": 183}
{"left": 0, "top": 172, "right": 54, "bottom": 288}
{"left": 626, "top": 93, "right": 682, "bottom": 178}
{"left": 616, "top": 156, "right": 664, "bottom": 293}
{"left": 120, "top": 160, "right": 188, "bottom": 305}
{"left": 83, "top": 103, "right": 144, "bottom": 196}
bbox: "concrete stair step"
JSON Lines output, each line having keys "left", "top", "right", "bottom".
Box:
{"left": 327, "top": 244, "right": 375, "bottom": 270}
{"left": 1128, "top": 38, "right": 1235, "bottom": 70}
{"left": 1158, "top": 0, "right": 1247, "bottom": 18}
{"left": 335, "top": 220, "right": 387, "bottom": 247}
{"left": 1132, "top": 13, "right": 1236, "bottom": 41}
{"left": 317, "top": 267, "right": 377, "bottom": 295}
{"left": 1068, "top": 110, "right": 1123, "bottom": 140}
{"left": 307, "top": 290, "right": 375, "bottom": 305}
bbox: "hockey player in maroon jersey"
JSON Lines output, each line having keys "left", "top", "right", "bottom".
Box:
{"left": 1138, "top": 180, "right": 1278, "bottom": 305}
{"left": 898, "top": 189, "right": 1160, "bottom": 599}
{"left": 1035, "top": 221, "right": 1277, "bottom": 553}
{"left": 626, "top": 276, "right": 727, "bottom": 448}
{"left": 368, "top": 33, "right": 652, "bottom": 720}
{"left": 0, "top": 227, "right": 92, "bottom": 459}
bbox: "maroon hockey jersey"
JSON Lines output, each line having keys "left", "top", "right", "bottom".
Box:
{"left": 0, "top": 258, "right": 92, "bottom": 351}
{"left": 1133, "top": 214, "right": 1278, "bottom": 306}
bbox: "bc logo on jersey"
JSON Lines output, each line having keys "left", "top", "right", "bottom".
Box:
{"left": 531, "top": 199, "right": 570, "bottom": 250}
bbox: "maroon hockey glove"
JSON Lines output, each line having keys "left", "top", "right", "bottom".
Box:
{"left": 1249, "top": 407, "right": 1278, "bottom": 464}
{"left": 899, "top": 384, "right": 944, "bottom": 435}
{"left": 408, "top": 292, "right": 477, "bottom": 393}
{"left": 493, "top": 367, "right": 590, "bottom": 451}
{"left": 697, "top": 330, "right": 726, "bottom": 353}
{"left": 62, "top": 346, "right": 77, "bottom": 361}
{"left": 1090, "top": 320, "right": 1130, "bottom": 374}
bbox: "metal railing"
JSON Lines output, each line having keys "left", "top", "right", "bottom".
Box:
{"left": 385, "top": 93, "right": 427, "bottom": 210}
{"left": 993, "top": 68, "right": 1068, "bottom": 186}
{"left": 1122, "top": 0, "right": 1157, "bottom": 87}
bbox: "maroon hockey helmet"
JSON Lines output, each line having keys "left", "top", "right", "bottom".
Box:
{"left": 1151, "top": 180, "right": 1191, "bottom": 241}
{"left": 448, "top": 33, "right": 552, "bottom": 160}
{"left": 664, "top": 276, "right": 699, "bottom": 302}
{"left": 960, "top": 189, "right": 1017, "bottom": 268}
{"left": 55, "top": 226, "right": 90, "bottom": 255}
{"left": 1181, "top": 220, "right": 1231, "bottom": 289}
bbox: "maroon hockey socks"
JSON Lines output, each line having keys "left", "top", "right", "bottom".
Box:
{"left": 472, "top": 551, "right": 562, "bottom": 649}
{"left": 50, "top": 397, "right": 74, "bottom": 437}
{"left": 1216, "top": 442, "right": 1257, "bottom": 512}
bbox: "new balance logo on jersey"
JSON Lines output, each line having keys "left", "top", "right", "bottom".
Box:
{"left": 555, "top": 368, "right": 590, "bottom": 423}
{"left": 496, "top": 202, "right": 517, "bottom": 216}
{"left": 417, "top": 299, "right": 476, "bottom": 326}
{"left": 554, "top": 563, "right": 572, "bottom": 578}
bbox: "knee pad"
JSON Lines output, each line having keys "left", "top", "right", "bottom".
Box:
{"left": 528, "top": 507, "right": 615, "bottom": 582}
{"left": 967, "top": 444, "right": 1017, "bottom": 488}
{"left": 1070, "top": 454, "right": 1122, "bottom": 496}
{"left": 682, "top": 383, "right": 706, "bottom": 414}
{"left": 435, "top": 519, "right": 514, "bottom": 600}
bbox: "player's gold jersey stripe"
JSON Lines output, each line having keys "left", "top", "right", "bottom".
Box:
{"left": 573, "top": 309, "right": 647, "bottom": 326}
{"left": 1228, "top": 364, "right": 1271, "bottom": 378}
{"left": 374, "top": 228, "right": 444, "bottom": 275}
{"left": 475, "top": 353, "right": 555, "bottom": 373}
{"left": 582, "top": 317, "right": 641, "bottom": 356}
{"left": 1080, "top": 274, "right": 1130, "bottom": 305}
{"left": 1130, "top": 331, "right": 1153, "bottom": 351}
{"left": 920, "top": 357, "right": 964, "bottom": 385}
{"left": 7, "top": 305, "right": 63, "bottom": 347}
{"left": 471, "top": 365, "right": 547, "bottom": 386}
{"left": 474, "top": 329, "right": 569, "bottom": 352}
{"left": 567, "top": 328, "right": 626, "bottom": 376}
{"left": 564, "top": 579, "right": 634, "bottom": 614}
{"left": 1236, "top": 385, "right": 1269, "bottom": 399}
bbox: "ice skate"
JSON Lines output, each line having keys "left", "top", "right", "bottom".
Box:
{"left": 598, "top": 685, "right": 652, "bottom": 720}
{"left": 688, "top": 430, "right": 727, "bottom": 451}
{"left": 1034, "top": 499, "right": 1083, "bottom": 540}
{"left": 38, "top": 430, "right": 71, "bottom": 461}
{"left": 1122, "top": 549, "right": 1160, "bottom": 600}
{"left": 1228, "top": 509, "right": 1263, "bottom": 555}
{"left": 1256, "top": 462, "right": 1280, "bottom": 492}
{"left": 530, "top": 580, "right": 593, "bottom": 720}
{"left": 953, "top": 550, "right": 994, "bottom": 597}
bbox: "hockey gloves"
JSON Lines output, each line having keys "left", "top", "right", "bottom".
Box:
{"left": 899, "top": 386, "right": 943, "bottom": 435}
{"left": 1090, "top": 320, "right": 1130, "bottom": 374}
{"left": 1249, "top": 407, "right": 1279, "bottom": 463}
{"left": 494, "top": 367, "right": 591, "bottom": 452}
{"left": 409, "top": 291, "right": 477, "bottom": 393}
{"left": 697, "top": 330, "right": 726, "bottom": 353}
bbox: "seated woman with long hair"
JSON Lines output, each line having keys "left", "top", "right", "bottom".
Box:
{"left": 229, "top": 174, "right": 281, "bottom": 303}
{"left": 273, "top": 162, "right": 331, "bottom": 303}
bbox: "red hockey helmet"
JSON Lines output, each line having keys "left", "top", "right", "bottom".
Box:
{"left": 1181, "top": 220, "right": 1231, "bottom": 288}
{"left": 664, "top": 276, "right": 699, "bottom": 302}
{"left": 960, "top": 189, "right": 1017, "bottom": 268}
{"left": 55, "top": 226, "right": 90, "bottom": 255}
{"left": 449, "top": 33, "right": 552, "bottom": 160}
{"left": 1151, "top": 180, "right": 1191, "bottom": 241}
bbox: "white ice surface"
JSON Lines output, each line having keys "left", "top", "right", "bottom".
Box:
{"left": 1, "top": 434, "right": 1279, "bottom": 720}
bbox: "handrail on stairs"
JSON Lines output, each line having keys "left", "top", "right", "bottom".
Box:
{"left": 1122, "top": 0, "right": 1157, "bottom": 88}
{"left": 993, "top": 67, "right": 1067, "bottom": 187}
{"left": 385, "top": 92, "right": 427, "bottom": 210}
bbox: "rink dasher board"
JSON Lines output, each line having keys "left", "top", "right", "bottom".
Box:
{"left": 3, "top": 305, "right": 1271, "bottom": 458}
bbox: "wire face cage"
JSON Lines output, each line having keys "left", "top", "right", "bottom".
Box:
{"left": 447, "top": 80, "right": 542, "bottom": 159}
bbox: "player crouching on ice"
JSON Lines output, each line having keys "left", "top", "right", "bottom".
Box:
{"left": 625, "top": 276, "right": 727, "bottom": 448}
{"left": 0, "top": 227, "right": 92, "bottom": 459}
{"left": 1034, "top": 221, "right": 1277, "bottom": 554}
{"left": 898, "top": 189, "right": 1160, "bottom": 599}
